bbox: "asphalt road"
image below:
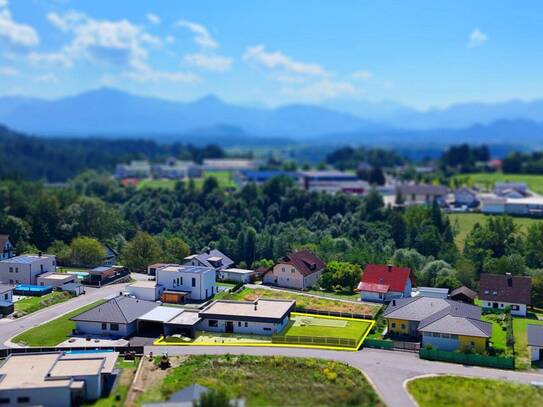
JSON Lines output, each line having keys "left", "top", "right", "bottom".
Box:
{"left": 0, "top": 282, "right": 127, "bottom": 348}
{"left": 146, "top": 345, "right": 543, "bottom": 407}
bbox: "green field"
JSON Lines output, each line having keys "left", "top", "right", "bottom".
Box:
{"left": 407, "top": 376, "right": 543, "bottom": 407}
{"left": 137, "top": 355, "right": 384, "bottom": 407}
{"left": 13, "top": 300, "right": 105, "bottom": 346}
{"left": 481, "top": 314, "right": 508, "bottom": 353}
{"left": 220, "top": 287, "right": 381, "bottom": 316}
{"left": 137, "top": 171, "right": 236, "bottom": 191}
{"left": 14, "top": 291, "right": 72, "bottom": 316}
{"left": 512, "top": 313, "right": 543, "bottom": 369}
{"left": 136, "top": 179, "right": 177, "bottom": 190}
{"left": 454, "top": 172, "right": 543, "bottom": 194}
{"left": 448, "top": 213, "right": 542, "bottom": 249}
{"left": 282, "top": 314, "right": 372, "bottom": 343}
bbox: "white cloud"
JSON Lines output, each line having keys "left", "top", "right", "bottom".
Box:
{"left": 0, "top": 66, "right": 18, "bottom": 76}
{"left": 125, "top": 67, "right": 200, "bottom": 84}
{"left": 0, "top": 0, "right": 8, "bottom": 8}
{"left": 183, "top": 53, "right": 232, "bottom": 71}
{"left": 352, "top": 70, "right": 373, "bottom": 81}
{"left": 36, "top": 73, "right": 59, "bottom": 83}
{"left": 283, "top": 79, "right": 357, "bottom": 101}
{"left": 0, "top": 8, "right": 39, "bottom": 47}
{"left": 243, "top": 45, "right": 326, "bottom": 77}
{"left": 468, "top": 28, "right": 487, "bottom": 48}
{"left": 176, "top": 20, "right": 217, "bottom": 49}
{"left": 165, "top": 35, "right": 175, "bottom": 44}
{"left": 28, "top": 51, "right": 72, "bottom": 67}
{"left": 146, "top": 13, "right": 160, "bottom": 25}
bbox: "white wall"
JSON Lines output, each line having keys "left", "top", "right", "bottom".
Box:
{"left": 0, "top": 256, "right": 56, "bottom": 285}
{"left": 360, "top": 291, "right": 386, "bottom": 302}
{"left": 36, "top": 275, "right": 74, "bottom": 288}
{"left": 0, "top": 386, "right": 71, "bottom": 407}
{"left": 1, "top": 289, "right": 13, "bottom": 303}
{"left": 75, "top": 321, "right": 134, "bottom": 338}
{"left": 199, "top": 317, "right": 288, "bottom": 335}
{"left": 483, "top": 300, "right": 527, "bottom": 316}
{"left": 127, "top": 285, "right": 162, "bottom": 301}
{"left": 263, "top": 263, "right": 304, "bottom": 290}
{"left": 157, "top": 268, "right": 216, "bottom": 301}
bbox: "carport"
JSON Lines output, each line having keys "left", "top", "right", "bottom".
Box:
{"left": 137, "top": 306, "right": 185, "bottom": 337}
{"left": 528, "top": 324, "right": 543, "bottom": 362}
{"left": 165, "top": 310, "right": 202, "bottom": 338}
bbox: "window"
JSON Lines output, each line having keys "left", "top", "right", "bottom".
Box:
{"left": 8, "top": 267, "right": 12, "bottom": 273}
{"left": 9, "top": 280, "right": 13, "bottom": 285}
{"left": 450, "top": 334, "right": 458, "bottom": 339}
{"left": 400, "top": 324, "right": 406, "bottom": 330}
{"left": 17, "top": 397, "right": 30, "bottom": 403}
{"left": 192, "top": 278, "right": 196, "bottom": 287}
{"left": 15, "top": 267, "right": 18, "bottom": 273}
{"left": 180, "top": 276, "right": 183, "bottom": 285}
{"left": 208, "top": 320, "right": 218, "bottom": 327}
{"left": 432, "top": 332, "right": 440, "bottom": 337}
{"left": 470, "top": 341, "right": 475, "bottom": 347}
{"left": 40, "top": 265, "right": 44, "bottom": 272}
{"left": 238, "top": 322, "right": 241, "bottom": 327}
{"left": 391, "top": 322, "right": 396, "bottom": 329}
{"left": 512, "top": 305, "right": 520, "bottom": 310}
{"left": 3, "top": 294, "right": 7, "bottom": 300}
{"left": 263, "top": 327, "right": 272, "bottom": 331}
{"left": 101, "top": 323, "right": 107, "bottom": 330}
{"left": 110, "top": 323, "right": 119, "bottom": 331}
{"left": 244, "top": 322, "right": 248, "bottom": 327}
{"left": 500, "top": 303, "right": 504, "bottom": 308}
{"left": 484, "top": 290, "right": 489, "bottom": 294}
{"left": 291, "top": 268, "right": 295, "bottom": 273}
{"left": 0, "top": 398, "right": 10, "bottom": 404}
{"left": 282, "top": 267, "right": 285, "bottom": 272}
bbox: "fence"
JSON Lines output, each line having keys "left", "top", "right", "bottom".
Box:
{"left": 293, "top": 307, "right": 374, "bottom": 321}
{"left": 364, "top": 338, "right": 394, "bottom": 350}
{"left": 419, "top": 348, "right": 515, "bottom": 369}
{"left": 393, "top": 340, "right": 421, "bottom": 352}
{"left": 0, "top": 346, "right": 144, "bottom": 359}
{"left": 272, "top": 335, "right": 358, "bottom": 348}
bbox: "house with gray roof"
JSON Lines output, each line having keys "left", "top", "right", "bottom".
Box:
{"left": 383, "top": 296, "right": 491, "bottom": 352}
{"left": 528, "top": 324, "right": 543, "bottom": 362}
{"left": 184, "top": 248, "right": 234, "bottom": 271}
{"left": 0, "top": 284, "right": 14, "bottom": 316}
{"left": 71, "top": 296, "right": 158, "bottom": 338}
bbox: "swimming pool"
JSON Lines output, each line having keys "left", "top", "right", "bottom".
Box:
{"left": 64, "top": 349, "right": 114, "bottom": 354}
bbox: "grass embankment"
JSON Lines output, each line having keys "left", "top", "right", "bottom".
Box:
{"left": 13, "top": 300, "right": 105, "bottom": 346}
{"left": 137, "top": 355, "right": 384, "bottom": 407}
{"left": 512, "top": 313, "right": 543, "bottom": 370}
{"left": 481, "top": 314, "right": 509, "bottom": 353}
{"left": 305, "top": 288, "right": 360, "bottom": 301}
{"left": 407, "top": 376, "right": 543, "bottom": 407}
{"left": 448, "top": 213, "right": 542, "bottom": 250}
{"left": 220, "top": 287, "right": 380, "bottom": 316}
{"left": 14, "top": 291, "right": 73, "bottom": 316}
{"left": 454, "top": 172, "right": 543, "bottom": 194}
{"left": 85, "top": 358, "right": 139, "bottom": 407}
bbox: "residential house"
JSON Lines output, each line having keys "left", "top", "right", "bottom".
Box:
{"left": 201, "top": 159, "right": 260, "bottom": 172}
{"left": 72, "top": 296, "right": 158, "bottom": 338}
{"left": 127, "top": 280, "right": 164, "bottom": 302}
{"left": 151, "top": 159, "right": 201, "bottom": 179}
{"left": 0, "top": 351, "right": 119, "bottom": 407}
{"left": 299, "top": 171, "right": 368, "bottom": 195}
{"left": 448, "top": 286, "right": 477, "bottom": 304}
{"left": 396, "top": 184, "right": 449, "bottom": 206}
{"left": 156, "top": 265, "right": 217, "bottom": 303}
{"left": 0, "top": 284, "right": 14, "bottom": 316}
{"left": 101, "top": 244, "right": 118, "bottom": 267}
{"left": 36, "top": 272, "right": 75, "bottom": 288}
{"left": 184, "top": 249, "right": 234, "bottom": 272}
{"left": 528, "top": 324, "right": 543, "bottom": 362}
{"left": 356, "top": 264, "right": 414, "bottom": 303}
{"left": 494, "top": 182, "right": 528, "bottom": 197}
{"left": 479, "top": 273, "right": 532, "bottom": 316}
{"left": 199, "top": 299, "right": 294, "bottom": 335}
{"left": 454, "top": 187, "right": 478, "bottom": 208}
{"left": 263, "top": 250, "right": 326, "bottom": 290}
{"left": 114, "top": 160, "right": 151, "bottom": 180}
{"left": 84, "top": 266, "right": 127, "bottom": 286}
{"left": 0, "top": 253, "right": 56, "bottom": 285}
{"left": 234, "top": 170, "right": 300, "bottom": 187}
{"left": 416, "top": 287, "right": 449, "bottom": 299}
{"left": 218, "top": 268, "right": 256, "bottom": 283}
{"left": 383, "top": 296, "right": 491, "bottom": 352}
{"left": 0, "top": 235, "right": 15, "bottom": 260}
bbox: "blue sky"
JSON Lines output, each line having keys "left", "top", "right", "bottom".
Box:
{"left": 0, "top": 0, "right": 542, "bottom": 109}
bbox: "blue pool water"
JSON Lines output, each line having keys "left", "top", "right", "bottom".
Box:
{"left": 65, "top": 349, "right": 114, "bottom": 354}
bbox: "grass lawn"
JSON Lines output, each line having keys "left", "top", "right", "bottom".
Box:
{"left": 407, "top": 376, "right": 543, "bottom": 407}
{"left": 281, "top": 314, "right": 372, "bottom": 343}
{"left": 448, "top": 212, "right": 542, "bottom": 250}
{"left": 454, "top": 172, "right": 543, "bottom": 194}
{"left": 136, "top": 179, "right": 177, "bottom": 190}
{"left": 512, "top": 314, "right": 543, "bottom": 370}
{"left": 305, "top": 288, "right": 360, "bottom": 301}
{"left": 138, "top": 171, "right": 236, "bottom": 191}
{"left": 14, "top": 291, "right": 73, "bottom": 316}
{"left": 220, "top": 287, "right": 381, "bottom": 316}
{"left": 481, "top": 314, "right": 509, "bottom": 353}
{"left": 13, "top": 300, "right": 105, "bottom": 346}
{"left": 57, "top": 267, "right": 91, "bottom": 273}
{"left": 137, "top": 355, "right": 384, "bottom": 407}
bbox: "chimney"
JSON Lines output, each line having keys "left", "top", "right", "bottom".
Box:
{"left": 254, "top": 300, "right": 258, "bottom": 311}
{"left": 387, "top": 264, "right": 393, "bottom": 273}
{"left": 38, "top": 251, "right": 42, "bottom": 257}
{"left": 392, "top": 299, "right": 396, "bottom": 306}
{"left": 506, "top": 273, "right": 513, "bottom": 287}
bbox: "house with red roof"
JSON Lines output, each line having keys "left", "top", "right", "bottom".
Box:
{"left": 263, "top": 250, "right": 326, "bottom": 290}
{"left": 356, "top": 264, "right": 414, "bottom": 303}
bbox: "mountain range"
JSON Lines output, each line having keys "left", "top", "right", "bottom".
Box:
{"left": 1, "top": 87, "right": 543, "bottom": 147}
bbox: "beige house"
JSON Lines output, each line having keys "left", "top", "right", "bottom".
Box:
{"left": 263, "top": 250, "right": 326, "bottom": 290}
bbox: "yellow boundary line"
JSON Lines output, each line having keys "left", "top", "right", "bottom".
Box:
{"left": 153, "top": 312, "right": 375, "bottom": 352}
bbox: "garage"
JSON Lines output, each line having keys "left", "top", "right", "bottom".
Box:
{"left": 137, "top": 306, "right": 185, "bottom": 337}
{"left": 164, "top": 310, "right": 202, "bottom": 338}
{"left": 528, "top": 324, "right": 543, "bottom": 362}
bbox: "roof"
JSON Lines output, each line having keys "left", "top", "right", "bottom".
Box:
{"left": 240, "top": 170, "right": 299, "bottom": 181}
{"left": 184, "top": 249, "right": 234, "bottom": 269}
{"left": 300, "top": 171, "right": 359, "bottom": 180}
{"left": 0, "top": 284, "right": 14, "bottom": 295}
{"left": 222, "top": 268, "right": 256, "bottom": 275}
{"left": 0, "top": 254, "right": 54, "bottom": 264}
{"left": 274, "top": 250, "right": 326, "bottom": 277}
{"left": 129, "top": 280, "right": 157, "bottom": 288}
{"left": 527, "top": 324, "right": 543, "bottom": 347}
{"left": 167, "top": 310, "right": 201, "bottom": 326}
{"left": 89, "top": 266, "right": 117, "bottom": 274}
{"left": 71, "top": 296, "right": 158, "bottom": 324}
{"left": 159, "top": 265, "right": 215, "bottom": 274}
{"left": 449, "top": 286, "right": 477, "bottom": 301}
{"left": 37, "top": 272, "right": 74, "bottom": 281}
{"left": 418, "top": 287, "right": 449, "bottom": 295}
{"left": 397, "top": 184, "right": 449, "bottom": 196}
{"left": 479, "top": 273, "right": 532, "bottom": 305}
{"left": 200, "top": 299, "right": 295, "bottom": 322}
{"left": 49, "top": 358, "right": 104, "bottom": 378}
{"left": 418, "top": 314, "right": 492, "bottom": 338}
{"left": 138, "top": 306, "right": 184, "bottom": 323}
{"left": 360, "top": 264, "right": 414, "bottom": 293}
{"left": 357, "top": 282, "right": 389, "bottom": 294}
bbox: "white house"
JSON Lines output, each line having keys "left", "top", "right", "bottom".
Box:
{"left": 528, "top": 324, "right": 543, "bottom": 362}
{"left": 127, "top": 280, "right": 164, "bottom": 301}
{"left": 0, "top": 253, "right": 56, "bottom": 285}
{"left": 263, "top": 250, "right": 326, "bottom": 290}
{"left": 184, "top": 249, "right": 234, "bottom": 271}
{"left": 479, "top": 273, "right": 532, "bottom": 316}
{"left": 36, "top": 272, "right": 75, "bottom": 288}
{"left": 218, "top": 268, "right": 256, "bottom": 283}
{"left": 156, "top": 265, "right": 217, "bottom": 303}
{"left": 0, "top": 235, "right": 15, "bottom": 260}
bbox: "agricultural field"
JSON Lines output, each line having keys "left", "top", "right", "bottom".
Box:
{"left": 220, "top": 287, "right": 381, "bottom": 316}
{"left": 448, "top": 213, "right": 542, "bottom": 250}
{"left": 453, "top": 172, "right": 543, "bottom": 194}
{"left": 137, "top": 355, "right": 384, "bottom": 407}
{"left": 407, "top": 376, "right": 543, "bottom": 407}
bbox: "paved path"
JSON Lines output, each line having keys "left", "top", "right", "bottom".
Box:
{"left": 146, "top": 345, "right": 543, "bottom": 407}
{"left": 0, "top": 282, "right": 127, "bottom": 348}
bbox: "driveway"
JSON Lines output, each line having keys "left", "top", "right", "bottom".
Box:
{"left": 146, "top": 345, "right": 543, "bottom": 407}
{"left": 1, "top": 282, "right": 128, "bottom": 348}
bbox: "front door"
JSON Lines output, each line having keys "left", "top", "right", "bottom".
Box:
{"left": 226, "top": 321, "right": 234, "bottom": 333}
{"left": 493, "top": 302, "right": 499, "bottom": 309}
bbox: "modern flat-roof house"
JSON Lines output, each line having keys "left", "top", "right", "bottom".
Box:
{"left": 479, "top": 273, "right": 532, "bottom": 316}
{"left": 218, "top": 268, "right": 256, "bottom": 283}
{"left": 383, "top": 296, "right": 491, "bottom": 352}
{"left": 416, "top": 287, "right": 449, "bottom": 299}
{"left": 356, "top": 264, "right": 414, "bottom": 303}
{"left": 199, "top": 299, "right": 295, "bottom": 335}
{"left": 72, "top": 296, "right": 158, "bottom": 338}
{"left": 0, "top": 234, "right": 15, "bottom": 260}
{"left": 528, "top": 324, "right": 543, "bottom": 362}
{"left": 37, "top": 272, "right": 75, "bottom": 288}
{"left": 263, "top": 250, "right": 326, "bottom": 290}
{"left": 0, "top": 351, "right": 119, "bottom": 407}
{"left": 448, "top": 286, "right": 477, "bottom": 304}
{"left": 0, "top": 284, "right": 14, "bottom": 316}
{"left": 127, "top": 280, "right": 164, "bottom": 302}
{"left": 396, "top": 184, "right": 450, "bottom": 206}
{"left": 0, "top": 253, "right": 56, "bottom": 285}
{"left": 156, "top": 265, "right": 217, "bottom": 303}
{"left": 184, "top": 249, "right": 234, "bottom": 272}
